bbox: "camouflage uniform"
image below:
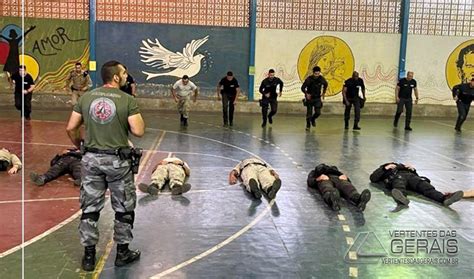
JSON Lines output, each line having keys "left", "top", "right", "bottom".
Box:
{"left": 0, "top": 148, "right": 22, "bottom": 171}
{"left": 233, "top": 158, "right": 278, "bottom": 194}
{"left": 151, "top": 157, "right": 190, "bottom": 190}
{"left": 67, "top": 70, "right": 92, "bottom": 106}
{"left": 73, "top": 87, "right": 140, "bottom": 247}
{"left": 173, "top": 79, "right": 197, "bottom": 119}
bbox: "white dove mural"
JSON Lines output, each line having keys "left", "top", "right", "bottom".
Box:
{"left": 139, "top": 35, "right": 209, "bottom": 80}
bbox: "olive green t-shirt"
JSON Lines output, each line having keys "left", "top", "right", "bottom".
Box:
{"left": 73, "top": 87, "right": 140, "bottom": 150}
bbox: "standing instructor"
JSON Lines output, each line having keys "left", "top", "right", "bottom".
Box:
{"left": 66, "top": 61, "right": 145, "bottom": 272}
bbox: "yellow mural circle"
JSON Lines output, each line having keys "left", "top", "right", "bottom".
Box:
{"left": 19, "top": 54, "right": 40, "bottom": 81}
{"left": 297, "top": 36, "right": 355, "bottom": 97}
{"left": 446, "top": 39, "right": 474, "bottom": 90}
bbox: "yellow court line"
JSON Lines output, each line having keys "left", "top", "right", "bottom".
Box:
{"left": 92, "top": 131, "right": 166, "bottom": 277}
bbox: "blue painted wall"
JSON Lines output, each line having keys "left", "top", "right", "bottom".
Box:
{"left": 96, "top": 21, "right": 249, "bottom": 98}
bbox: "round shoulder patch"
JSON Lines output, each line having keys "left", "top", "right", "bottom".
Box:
{"left": 89, "top": 97, "right": 116, "bottom": 124}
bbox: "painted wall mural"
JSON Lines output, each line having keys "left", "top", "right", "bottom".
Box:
{"left": 406, "top": 36, "right": 473, "bottom": 105}
{"left": 297, "top": 36, "right": 355, "bottom": 97}
{"left": 255, "top": 29, "right": 400, "bottom": 103}
{"left": 97, "top": 21, "right": 249, "bottom": 98}
{"left": 0, "top": 17, "right": 89, "bottom": 92}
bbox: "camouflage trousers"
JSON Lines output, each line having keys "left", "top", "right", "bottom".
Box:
{"left": 241, "top": 164, "right": 275, "bottom": 193}
{"left": 79, "top": 153, "right": 136, "bottom": 247}
{"left": 177, "top": 96, "right": 191, "bottom": 118}
{"left": 151, "top": 163, "right": 186, "bottom": 189}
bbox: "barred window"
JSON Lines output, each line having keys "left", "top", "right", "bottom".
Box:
{"left": 408, "top": 0, "right": 474, "bottom": 36}
{"left": 257, "top": 0, "right": 401, "bottom": 33}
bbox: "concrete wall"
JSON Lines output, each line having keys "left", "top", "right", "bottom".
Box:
{"left": 96, "top": 21, "right": 250, "bottom": 98}
{"left": 0, "top": 17, "right": 89, "bottom": 92}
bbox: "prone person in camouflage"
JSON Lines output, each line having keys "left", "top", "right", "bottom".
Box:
{"left": 138, "top": 156, "right": 191, "bottom": 196}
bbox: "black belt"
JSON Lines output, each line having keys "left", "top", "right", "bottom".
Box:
{"left": 84, "top": 147, "right": 119, "bottom": 155}
{"left": 241, "top": 162, "right": 267, "bottom": 171}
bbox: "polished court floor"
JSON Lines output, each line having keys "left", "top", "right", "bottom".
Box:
{"left": 0, "top": 108, "right": 472, "bottom": 279}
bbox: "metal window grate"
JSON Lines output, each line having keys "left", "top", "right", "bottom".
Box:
{"left": 257, "top": 0, "right": 402, "bottom": 33}
{"left": 96, "top": 0, "right": 250, "bottom": 27}
{"left": 408, "top": 0, "right": 474, "bottom": 36}
{"left": 1, "top": 0, "right": 89, "bottom": 20}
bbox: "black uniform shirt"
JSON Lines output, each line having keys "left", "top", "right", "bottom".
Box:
{"left": 453, "top": 83, "right": 474, "bottom": 104}
{"left": 301, "top": 75, "right": 328, "bottom": 98}
{"left": 344, "top": 78, "right": 365, "bottom": 99}
{"left": 259, "top": 77, "right": 284, "bottom": 99}
{"left": 397, "top": 78, "right": 417, "bottom": 99}
{"left": 219, "top": 77, "right": 240, "bottom": 95}
{"left": 11, "top": 72, "right": 34, "bottom": 95}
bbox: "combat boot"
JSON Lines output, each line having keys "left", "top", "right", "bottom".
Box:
{"left": 82, "top": 245, "right": 96, "bottom": 272}
{"left": 170, "top": 182, "right": 191, "bottom": 195}
{"left": 306, "top": 119, "right": 311, "bottom": 131}
{"left": 266, "top": 178, "right": 281, "bottom": 200}
{"left": 351, "top": 189, "right": 371, "bottom": 212}
{"left": 323, "top": 190, "right": 341, "bottom": 211}
{"left": 443, "top": 191, "right": 463, "bottom": 206}
{"left": 391, "top": 189, "right": 410, "bottom": 205}
{"left": 248, "top": 178, "right": 262, "bottom": 199}
{"left": 115, "top": 244, "right": 141, "bottom": 267}
{"left": 30, "top": 172, "right": 46, "bottom": 186}
{"left": 138, "top": 183, "right": 159, "bottom": 195}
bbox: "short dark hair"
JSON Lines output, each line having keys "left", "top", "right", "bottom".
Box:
{"left": 19, "top": 65, "right": 26, "bottom": 70}
{"left": 75, "top": 62, "right": 82, "bottom": 66}
{"left": 456, "top": 44, "right": 474, "bottom": 69}
{"left": 226, "top": 71, "right": 233, "bottom": 76}
{"left": 101, "top": 60, "right": 124, "bottom": 83}
{"left": 269, "top": 69, "right": 275, "bottom": 73}
{"left": 182, "top": 75, "right": 189, "bottom": 80}
{"left": 313, "top": 66, "right": 321, "bottom": 72}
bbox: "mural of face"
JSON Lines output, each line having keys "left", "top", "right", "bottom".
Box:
{"left": 460, "top": 51, "right": 474, "bottom": 83}
{"left": 319, "top": 51, "right": 334, "bottom": 76}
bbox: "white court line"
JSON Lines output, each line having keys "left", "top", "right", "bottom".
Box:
{"left": 388, "top": 135, "right": 474, "bottom": 169}
{"left": 150, "top": 200, "right": 276, "bottom": 278}
{"left": 0, "top": 210, "right": 82, "bottom": 258}
{"left": 430, "top": 120, "right": 474, "bottom": 133}
{"left": 0, "top": 196, "right": 78, "bottom": 204}
{"left": 0, "top": 140, "right": 71, "bottom": 148}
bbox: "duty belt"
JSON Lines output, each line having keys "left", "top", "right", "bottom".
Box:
{"left": 241, "top": 161, "right": 267, "bottom": 172}
{"left": 83, "top": 147, "right": 120, "bottom": 155}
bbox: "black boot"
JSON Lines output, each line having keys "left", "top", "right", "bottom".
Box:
{"left": 311, "top": 117, "right": 316, "bottom": 127}
{"left": 248, "top": 178, "right": 262, "bottom": 199}
{"left": 353, "top": 124, "right": 361, "bottom": 130}
{"left": 82, "top": 245, "right": 96, "bottom": 272}
{"left": 138, "top": 183, "right": 159, "bottom": 195}
{"left": 344, "top": 120, "right": 349, "bottom": 130}
{"left": 306, "top": 119, "right": 311, "bottom": 131}
{"left": 391, "top": 189, "right": 410, "bottom": 205}
{"left": 183, "top": 118, "right": 188, "bottom": 127}
{"left": 443, "top": 191, "right": 463, "bottom": 206}
{"left": 323, "top": 191, "right": 341, "bottom": 211}
{"left": 115, "top": 244, "right": 141, "bottom": 267}
{"left": 393, "top": 113, "right": 401, "bottom": 127}
{"left": 266, "top": 178, "right": 281, "bottom": 200}
{"left": 171, "top": 182, "right": 191, "bottom": 195}
{"left": 30, "top": 172, "right": 46, "bottom": 186}
{"left": 351, "top": 189, "right": 371, "bottom": 212}
{"left": 180, "top": 114, "right": 184, "bottom": 126}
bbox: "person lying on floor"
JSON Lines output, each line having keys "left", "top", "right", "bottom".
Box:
{"left": 229, "top": 157, "right": 281, "bottom": 199}
{"left": 307, "top": 163, "right": 371, "bottom": 211}
{"left": 138, "top": 156, "right": 191, "bottom": 195}
{"left": 30, "top": 148, "right": 82, "bottom": 186}
{"left": 0, "top": 147, "right": 22, "bottom": 174}
{"left": 370, "top": 162, "right": 463, "bottom": 207}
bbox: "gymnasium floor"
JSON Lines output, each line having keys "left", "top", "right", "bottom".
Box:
{"left": 0, "top": 108, "right": 472, "bottom": 279}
